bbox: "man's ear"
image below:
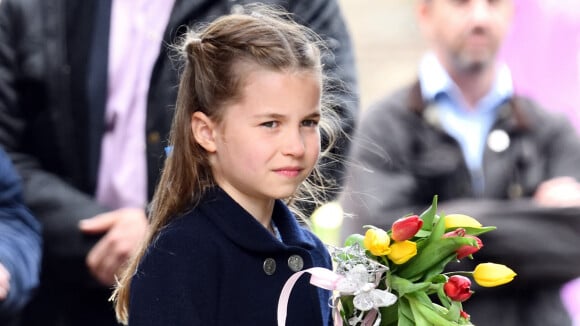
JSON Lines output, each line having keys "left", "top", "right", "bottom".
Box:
{"left": 416, "top": 0, "right": 433, "bottom": 39}
{"left": 191, "top": 111, "right": 217, "bottom": 153}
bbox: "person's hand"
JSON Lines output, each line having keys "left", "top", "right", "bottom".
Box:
{"left": 79, "top": 208, "right": 148, "bottom": 286}
{"left": 533, "top": 176, "right": 580, "bottom": 207}
{"left": 0, "top": 263, "right": 10, "bottom": 301}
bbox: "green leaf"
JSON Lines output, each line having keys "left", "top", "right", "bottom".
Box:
{"left": 444, "top": 301, "right": 462, "bottom": 321}
{"left": 427, "top": 274, "right": 448, "bottom": 284}
{"left": 379, "top": 303, "right": 399, "bottom": 326}
{"left": 408, "top": 297, "right": 433, "bottom": 326}
{"left": 339, "top": 295, "right": 355, "bottom": 324}
{"left": 421, "top": 253, "right": 459, "bottom": 281}
{"left": 389, "top": 274, "right": 431, "bottom": 296}
{"left": 408, "top": 294, "right": 462, "bottom": 326}
{"left": 427, "top": 212, "right": 446, "bottom": 244}
{"left": 397, "top": 237, "right": 477, "bottom": 280}
{"left": 397, "top": 297, "right": 415, "bottom": 326}
{"left": 414, "top": 237, "right": 430, "bottom": 253}
{"left": 414, "top": 229, "right": 432, "bottom": 238}
{"left": 419, "top": 195, "right": 438, "bottom": 231}
{"left": 411, "top": 290, "right": 437, "bottom": 307}
{"left": 343, "top": 233, "right": 365, "bottom": 247}
{"left": 436, "top": 282, "right": 452, "bottom": 309}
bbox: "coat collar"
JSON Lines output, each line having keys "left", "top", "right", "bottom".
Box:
{"left": 198, "top": 187, "right": 317, "bottom": 253}
{"left": 407, "top": 79, "right": 530, "bottom": 133}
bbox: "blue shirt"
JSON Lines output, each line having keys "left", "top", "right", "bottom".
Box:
{"left": 418, "top": 53, "right": 513, "bottom": 193}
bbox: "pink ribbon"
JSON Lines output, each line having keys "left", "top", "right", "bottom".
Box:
{"left": 277, "top": 267, "right": 344, "bottom": 326}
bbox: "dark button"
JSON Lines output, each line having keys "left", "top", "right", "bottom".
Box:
{"left": 263, "top": 258, "right": 276, "bottom": 275}
{"left": 287, "top": 255, "right": 304, "bottom": 272}
{"left": 147, "top": 131, "right": 160, "bottom": 144}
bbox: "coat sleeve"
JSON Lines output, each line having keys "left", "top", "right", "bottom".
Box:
{"left": 0, "top": 148, "right": 41, "bottom": 315}
{"left": 0, "top": 0, "right": 108, "bottom": 279}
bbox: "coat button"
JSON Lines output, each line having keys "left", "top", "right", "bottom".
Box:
{"left": 487, "top": 129, "right": 510, "bottom": 153}
{"left": 287, "top": 255, "right": 304, "bottom": 272}
{"left": 263, "top": 258, "right": 276, "bottom": 275}
{"left": 147, "top": 131, "right": 160, "bottom": 145}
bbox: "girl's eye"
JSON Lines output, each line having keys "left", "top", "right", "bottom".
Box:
{"left": 261, "top": 121, "right": 279, "bottom": 128}
{"left": 301, "top": 119, "right": 319, "bottom": 127}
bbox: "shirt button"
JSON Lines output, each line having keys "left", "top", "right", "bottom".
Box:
{"left": 287, "top": 255, "right": 304, "bottom": 272}
{"left": 263, "top": 258, "right": 276, "bottom": 275}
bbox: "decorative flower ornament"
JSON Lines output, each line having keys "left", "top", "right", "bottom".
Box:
{"left": 336, "top": 264, "right": 397, "bottom": 312}
{"left": 330, "top": 243, "right": 399, "bottom": 325}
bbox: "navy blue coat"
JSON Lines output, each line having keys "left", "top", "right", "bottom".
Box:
{"left": 0, "top": 147, "right": 41, "bottom": 317}
{"left": 129, "top": 187, "right": 333, "bottom": 326}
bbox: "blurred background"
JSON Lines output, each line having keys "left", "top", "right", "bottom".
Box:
{"left": 338, "top": 0, "right": 425, "bottom": 111}
{"left": 337, "top": 0, "right": 580, "bottom": 128}
{"left": 312, "top": 0, "right": 580, "bottom": 246}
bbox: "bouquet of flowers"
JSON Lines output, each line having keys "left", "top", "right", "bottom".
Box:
{"left": 328, "top": 196, "right": 516, "bottom": 326}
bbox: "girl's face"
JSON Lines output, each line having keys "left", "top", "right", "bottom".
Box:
{"left": 204, "top": 68, "right": 322, "bottom": 209}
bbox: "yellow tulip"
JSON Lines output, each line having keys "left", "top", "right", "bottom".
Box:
{"left": 363, "top": 228, "right": 391, "bottom": 256}
{"left": 387, "top": 240, "right": 417, "bottom": 264}
{"left": 473, "top": 263, "right": 517, "bottom": 287}
{"left": 444, "top": 214, "right": 483, "bottom": 229}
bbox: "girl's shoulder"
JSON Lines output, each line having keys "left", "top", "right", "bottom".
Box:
{"left": 150, "top": 208, "right": 220, "bottom": 255}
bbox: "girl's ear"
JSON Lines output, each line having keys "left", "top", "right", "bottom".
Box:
{"left": 191, "top": 111, "right": 217, "bottom": 153}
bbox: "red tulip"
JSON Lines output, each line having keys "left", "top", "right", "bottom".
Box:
{"left": 391, "top": 215, "right": 423, "bottom": 241}
{"left": 460, "top": 310, "right": 470, "bottom": 319}
{"left": 443, "top": 228, "right": 466, "bottom": 238}
{"left": 444, "top": 275, "right": 473, "bottom": 302}
{"left": 442, "top": 229, "right": 483, "bottom": 259}
{"left": 456, "top": 235, "right": 483, "bottom": 259}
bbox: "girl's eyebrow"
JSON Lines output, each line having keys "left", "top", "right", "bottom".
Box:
{"left": 305, "top": 112, "right": 321, "bottom": 119}
{"left": 252, "top": 113, "right": 285, "bottom": 120}
{"left": 252, "top": 111, "right": 321, "bottom": 120}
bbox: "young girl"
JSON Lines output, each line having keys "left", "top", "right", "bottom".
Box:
{"left": 112, "top": 5, "right": 340, "bottom": 326}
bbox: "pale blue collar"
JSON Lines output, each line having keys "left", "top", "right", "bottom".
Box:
{"left": 418, "top": 52, "right": 514, "bottom": 108}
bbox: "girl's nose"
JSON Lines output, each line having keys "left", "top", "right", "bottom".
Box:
{"left": 282, "top": 128, "right": 306, "bottom": 157}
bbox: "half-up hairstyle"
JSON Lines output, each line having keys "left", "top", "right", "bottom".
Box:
{"left": 111, "top": 4, "right": 341, "bottom": 324}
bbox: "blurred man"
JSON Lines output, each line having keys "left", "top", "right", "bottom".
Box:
{"left": 340, "top": 0, "right": 580, "bottom": 325}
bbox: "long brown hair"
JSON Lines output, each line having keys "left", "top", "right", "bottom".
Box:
{"left": 111, "top": 4, "right": 341, "bottom": 324}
